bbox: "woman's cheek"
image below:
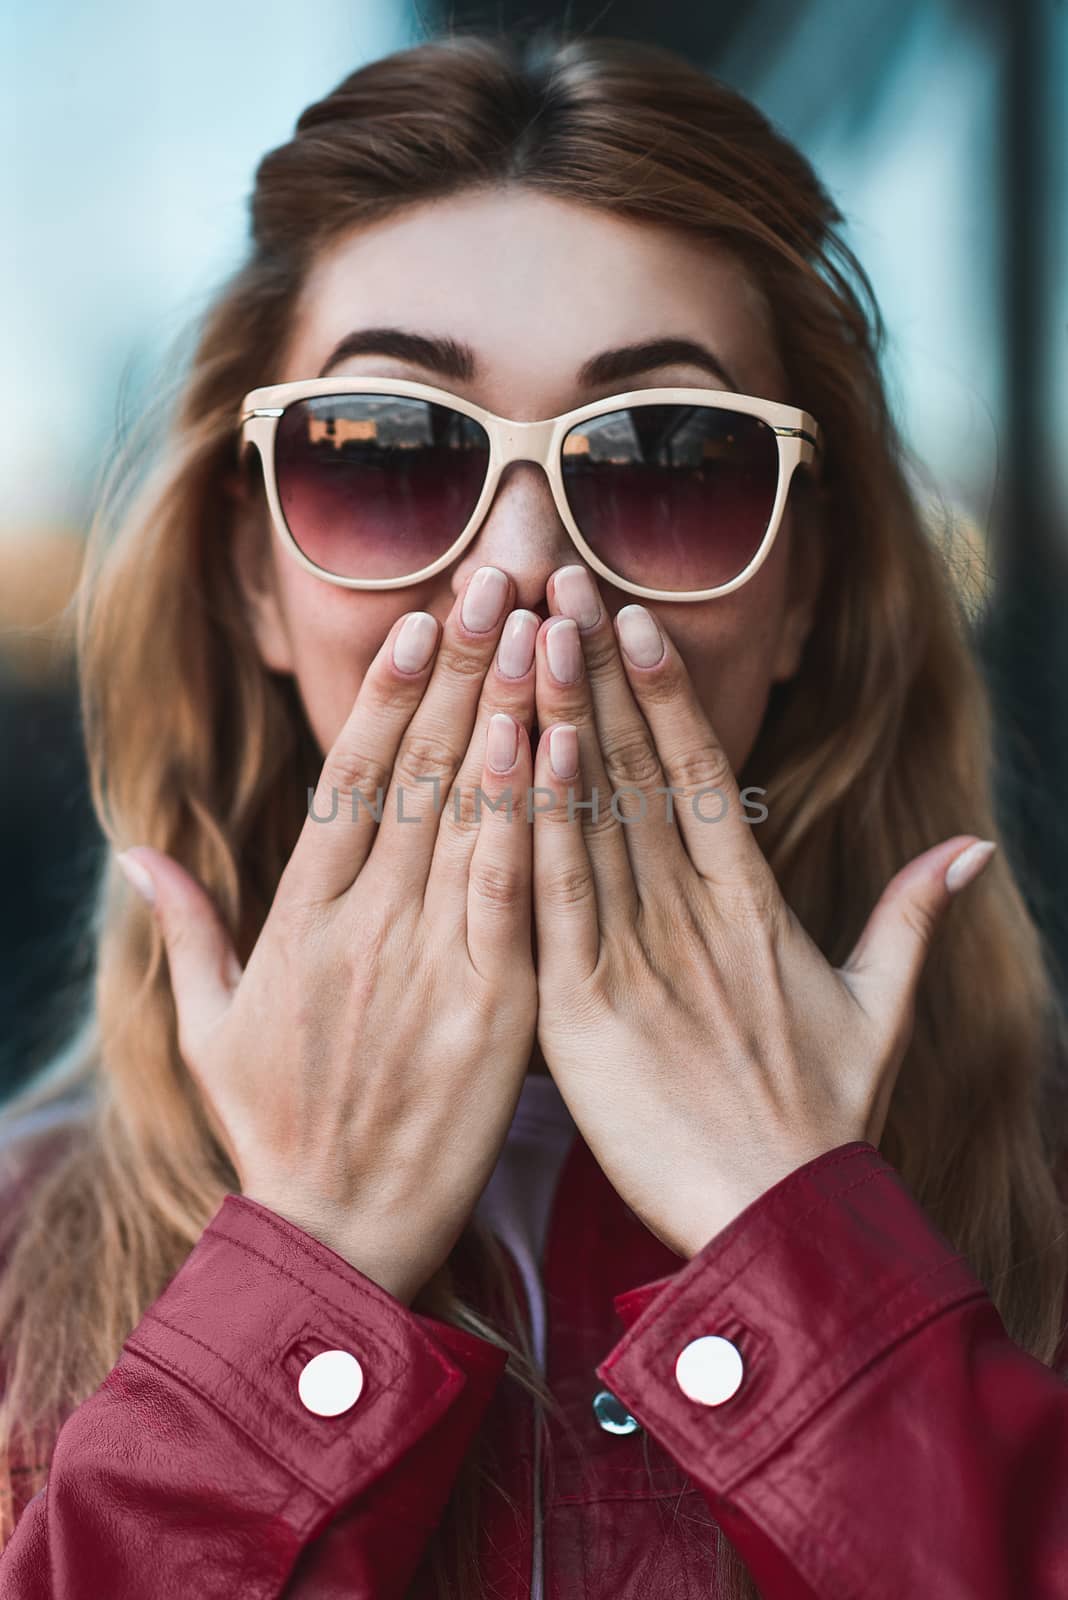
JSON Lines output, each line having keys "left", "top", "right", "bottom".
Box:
{"left": 656, "top": 591, "right": 783, "bottom": 776}
{"left": 285, "top": 585, "right": 410, "bottom": 756}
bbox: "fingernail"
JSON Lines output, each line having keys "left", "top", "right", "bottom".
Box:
{"left": 497, "top": 610, "right": 539, "bottom": 678}
{"left": 945, "top": 839, "right": 997, "bottom": 895}
{"left": 487, "top": 712, "right": 518, "bottom": 772}
{"left": 116, "top": 849, "right": 156, "bottom": 905}
{"left": 546, "top": 617, "right": 582, "bottom": 683}
{"left": 462, "top": 566, "right": 509, "bottom": 632}
{"left": 392, "top": 612, "right": 438, "bottom": 673}
{"left": 549, "top": 724, "right": 579, "bottom": 779}
{"left": 617, "top": 605, "right": 664, "bottom": 667}
{"left": 554, "top": 565, "right": 602, "bottom": 631}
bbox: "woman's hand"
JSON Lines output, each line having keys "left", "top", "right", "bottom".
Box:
{"left": 116, "top": 567, "right": 542, "bottom": 1305}
{"left": 529, "top": 565, "right": 997, "bottom": 1258}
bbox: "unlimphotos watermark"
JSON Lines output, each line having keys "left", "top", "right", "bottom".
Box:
{"left": 307, "top": 777, "right": 769, "bottom": 826}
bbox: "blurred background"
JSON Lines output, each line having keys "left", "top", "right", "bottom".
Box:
{"left": 3, "top": 0, "right": 1066, "bottom": 1100}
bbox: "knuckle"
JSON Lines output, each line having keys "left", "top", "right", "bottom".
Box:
{"left": 670, "top": 741, "right": 736, "bottom": 801}
{"left": 436, "top": 635, "right": 494, "bottom": 682}
{"left": 393, "top": 729, "right": 460, "bottom": 789}
{"left": 900, "top": 896, "right": 936, "bottom": 946}
{"left": 711, "top": 863, "right": 781, "bottom": 929}
{"left": 581, "top": 796, "right": 623, "bottom": 840}
{"left": 319, "top": 744, "right": 392, "bottom": 807}
{"left": 272, "top": 888, "right": 335, "bottom": 946}
{"left": 630, "top": 667, "right": 678, "bottom": 708}
{"left": 597, "top": 726, "right": 662, "bottom": 791}
{"left": 469, "top": 856, "right": 524, "bottom": 911}
{"left": 340, "top": 912, "right": 393, "bottom": 986}
{"left": 581, "top": 629, "right": 625, "bottom": 678}
{"left": 448, "top": 773, "right": 512, "bottom": 834}
{"left": 536, "top": 798, "right": 573, "bottom": 828}
{"left": 541, "top": 861, "right": 594, "bottom": 911}
{"left": 461, "top": 976, "right": 506, "bottom": 1029}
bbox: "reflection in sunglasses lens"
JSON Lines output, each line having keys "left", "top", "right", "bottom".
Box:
{"left": 561, "top": 404, "right": 778, "bottom": 592}
{"left": 276, "top": 393, "right": 490, "bottom": 580}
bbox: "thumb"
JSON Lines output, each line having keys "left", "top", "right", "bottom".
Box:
{"left": 840, "top": 835, "right": 997, "bottom": 1028}
{"left": 116, "top": 846, "right": 243, "bottom": 1058}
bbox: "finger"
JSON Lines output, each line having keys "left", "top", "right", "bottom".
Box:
{"left": 115, "top": 846, "right": 242, "bottom": 1063}
{"left": 609, "top": 600, "right": 770, "bottom": 892}
{"left": 465, "top": 711, "right": 534, "bottom": 978}
{"left": 547, "top": 564, "right": 689, "bottom": 887}
{"left": 367, "top": 565, "right": 517, "bottom": 896}
{"left": 534, "top": 613, "right": 638, "bottom": 925}
{"left": 423, "top": 607, "right": 539, "bottom": 926}
{"left": 841, "top": 836, "right": 997, "bottom": 1036}
{"left": 532, "top": 719, "right": 601, "bottom": 984}
{"left": 276, "top": 607, "right": 443, "bottom": 910}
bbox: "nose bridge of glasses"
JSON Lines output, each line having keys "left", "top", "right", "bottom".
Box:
{"left": 494, "top": 415, "right": 557, "bottom": 468}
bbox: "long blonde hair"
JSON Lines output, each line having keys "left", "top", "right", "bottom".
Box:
{"left": 1, "top": 27, "right": 1065, "bottom": 1600}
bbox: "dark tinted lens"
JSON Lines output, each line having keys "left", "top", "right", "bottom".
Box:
{"left": 275, "top": 394, "right": 490, "bottom": 580}
{"left": 561, "top": 404, "right": 778, "bottom": 592}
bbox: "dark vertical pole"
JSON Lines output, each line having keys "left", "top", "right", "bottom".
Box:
{"left": 978, "top": 0, "right": 1068, "bottom": 1000}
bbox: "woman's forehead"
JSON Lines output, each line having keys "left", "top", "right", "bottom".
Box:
{"left": 283, "top": 188, "right": 786, "bottom": 404}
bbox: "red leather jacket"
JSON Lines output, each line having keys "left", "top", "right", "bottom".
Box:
{"left": 1, "top": 1118, "right": 1067, "bottom": 1598}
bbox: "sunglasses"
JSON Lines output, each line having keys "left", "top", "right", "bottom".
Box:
{"left": 235, "top": 376, "right": 822, "bottom": 603}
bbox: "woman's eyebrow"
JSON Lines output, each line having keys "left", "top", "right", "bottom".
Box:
{"left": 316, "top": 327, "right": 741, "bottom": 391}
{"left": 317, "top": 328, "right": 474, "bottom": 381}
{"left": 579, "top": 336, "right": 739, "bottom": 392}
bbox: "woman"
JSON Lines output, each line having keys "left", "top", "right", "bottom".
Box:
{"left": 0, "top": 27, "right": 1065, "bottom": 1600}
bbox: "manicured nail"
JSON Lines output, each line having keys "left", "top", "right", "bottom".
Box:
{"left": 462, "top": 566, "right": 509, "bottom": 632}
{"left": 392, "top": 612, "right": 438, "bottom": 673}
{"left": 546, "top": 617, "right": 582, "bottom": 683}
{"left": 945, "top": 839, "right": 997, "bottom": 895}
{"left": 554, "top": 565, "right": 602, "bottom": 631}
{"left": 116, "top": 849, "right": 156, "bottom": 904}
{"left": 486, "top": 712, "right": 519, "bottom": 773}
{"left": 617, "top": 605, "right": 664, "bottom": 667}
{"left": 549, "top": 724, "right": 579, "bottom": 779}
{"left": 497, "top": 610, "right": 539, "bottom": 678}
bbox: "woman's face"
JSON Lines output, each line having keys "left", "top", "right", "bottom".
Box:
{"left": 233, "top": 186, "right": 823, "bottom": 773}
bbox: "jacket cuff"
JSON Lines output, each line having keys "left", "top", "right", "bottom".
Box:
{"left": 125, "top": 1193, "right": 507, "bottom": 1535}
{"left": 595, "top": 1140, "right": 988, "bottom": 1495}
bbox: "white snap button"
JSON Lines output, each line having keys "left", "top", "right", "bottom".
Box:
{"left": 674, "top": 1335, "right": 744, "bottom": 1406}
{"left": 297, "top": 1348, "right": 364, "bottom": 1416}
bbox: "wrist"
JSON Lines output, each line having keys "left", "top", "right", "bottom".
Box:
{"left": 240, "top": 1189, "right": 421, "bottom": 1304}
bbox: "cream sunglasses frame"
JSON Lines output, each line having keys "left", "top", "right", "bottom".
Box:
{"left": 236, "top": 375, "right": 822, "bottom": 603}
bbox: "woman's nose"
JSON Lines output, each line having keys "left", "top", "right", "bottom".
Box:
{"left": 450, "top": 461, "right": 585, "bottom": 616}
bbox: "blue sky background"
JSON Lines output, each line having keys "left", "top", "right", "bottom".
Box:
{"left": 4, "top": 0, "right": 416, "bottom": 531}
